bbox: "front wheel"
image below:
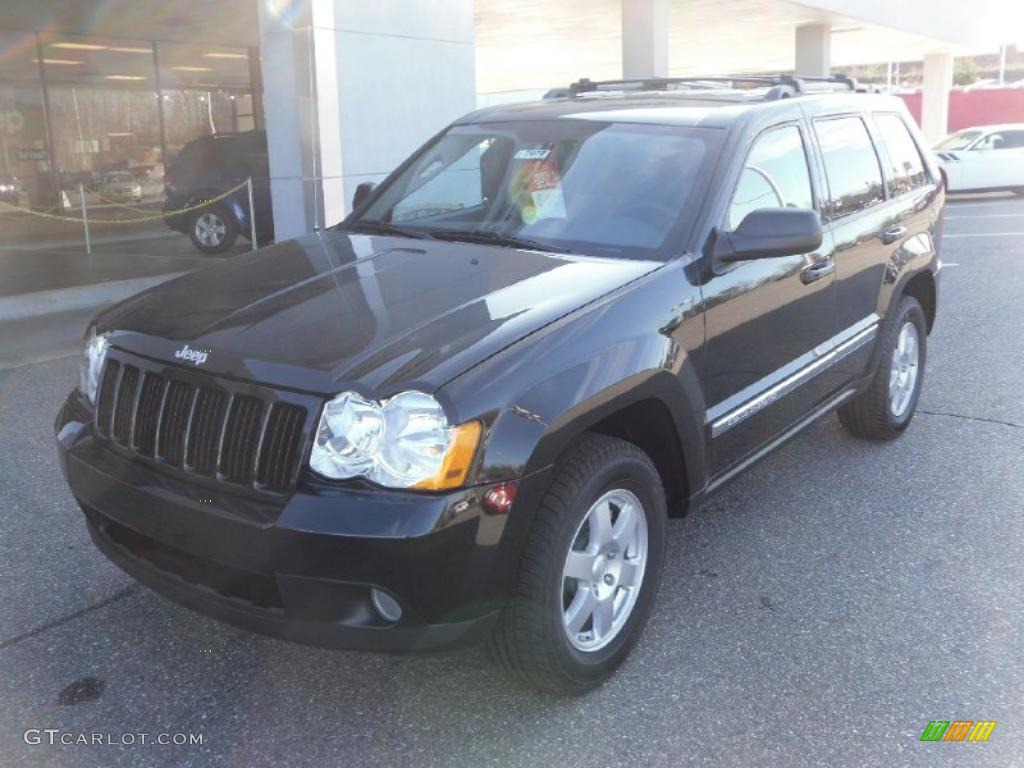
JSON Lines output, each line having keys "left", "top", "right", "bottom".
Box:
{"left": 189, "top": 205, "right": 238, "bottom": 254}
{"left": 488, "top": 434, "right": 666, "bottom": 695}
{"left": 838, "top": 295, "right": 927, "bottom": 440}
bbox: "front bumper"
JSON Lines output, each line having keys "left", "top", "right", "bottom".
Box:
{"left": 57, "top": 393, "right": 547, "bottom": 652}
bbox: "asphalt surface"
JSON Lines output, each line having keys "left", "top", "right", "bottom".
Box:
{"left": 1, "top": 194, "right": 1022, "bottom": 767}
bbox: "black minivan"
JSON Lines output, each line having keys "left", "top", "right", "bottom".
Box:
{"left": 163, "top": 131, "right": 274, "bottom": 254}
{"left": 59, "top": 76, "right": 941, "bottom": 694}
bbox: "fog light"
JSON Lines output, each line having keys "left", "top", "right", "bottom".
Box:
{"left": 370, "top": 588, "right": 403, "bottom": 623}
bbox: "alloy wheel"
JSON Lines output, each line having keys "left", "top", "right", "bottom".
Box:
{"left": 561, "top": 489, "right": 648, "bottom": 652}
{"left": 889, "top": 321, "right": 920, "bottom": 418}
{"left": 195, "top": 212, "right": 227, "bottom": 247}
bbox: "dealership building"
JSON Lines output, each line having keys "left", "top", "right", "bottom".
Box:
{"left": 0, "top": 0, "right": 1010, "bottom": 241}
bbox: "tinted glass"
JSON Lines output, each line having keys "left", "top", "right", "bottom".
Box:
{"left": 874, "top": 114, "right": 928, "bottom": 196}
{"left": 976, "top": 130, "right": 1024, "bottom": 150}
{"left": 935, "top": 130, "right": 980, "bottom": 151}
{"left": 814, "top": 117, "right": 885, "bottom": 219}
{"left": 727, "top": 125, "right": 813, "bottom": 229}
{"left": 355, "top": 121, "right": 721, "bottom": 259}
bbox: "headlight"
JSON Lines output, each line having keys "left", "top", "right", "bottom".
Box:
{"left": 310, "top": 390, "right": 481, "bottom": 490}
{"left": 79, "top": 328, "right": 109, "bottom": 405}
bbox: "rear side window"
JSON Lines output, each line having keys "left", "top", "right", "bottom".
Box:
{"left": 726, "top": 124, "right": 814, "bottom": 230}
{"left": 814, "top": 117, "right": 885, "bottom": 220}
{"left": 874, "top": 114, "right": 928, "bottom": 195}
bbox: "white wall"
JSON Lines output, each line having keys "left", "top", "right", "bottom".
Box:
{"left": 258, "top": 0, "right": 476, "bottom": 239}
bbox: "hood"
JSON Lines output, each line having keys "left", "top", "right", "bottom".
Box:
{"left": 99, "top": 230, "right": 663, "bottom": 395}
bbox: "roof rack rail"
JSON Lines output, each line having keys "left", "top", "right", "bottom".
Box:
{"left": 553, "top": 74, "right": 869, "bottom": 100}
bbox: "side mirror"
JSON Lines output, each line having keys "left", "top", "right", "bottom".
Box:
{"left": 715, "top": 208, "right": 822, "bottom": 262}
{"left": 352, "top": 181, "right": 376, "bottom": 210}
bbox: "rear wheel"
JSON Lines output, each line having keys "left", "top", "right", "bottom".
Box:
{"left": 488, "top": 434, "right": 666, "bottom": 695}
{"left": 189, "top": 205, "right": 238, "bottom": 254}
{"left": 838, "top": 296, "right": 927, "bottom": 440}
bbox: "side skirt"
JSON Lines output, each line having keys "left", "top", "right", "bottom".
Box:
{"left": 705, "top": 387, "right": 856, "bottom": 495}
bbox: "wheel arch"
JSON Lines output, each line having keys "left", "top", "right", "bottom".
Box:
{"left": 901, "top": 269, "right": 937, "bottom": 333}
{"left": 586, "top": 397, "right": 691, "bottom": 517}
{"left": 186, "top": 191, "right": 244, "bottom": 228}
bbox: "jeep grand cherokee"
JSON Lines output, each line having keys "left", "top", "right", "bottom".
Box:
{"left": 56, "top": 75, "right": 942, "bottom": 695}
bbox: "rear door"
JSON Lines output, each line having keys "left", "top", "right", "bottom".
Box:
{"left": 807, "top": 114, "right": 891, "bottom": 382}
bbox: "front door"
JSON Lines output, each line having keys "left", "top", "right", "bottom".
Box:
{"left": 702, "top": 121, "right": 838, "bottom": 477}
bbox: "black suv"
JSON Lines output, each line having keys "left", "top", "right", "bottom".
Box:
{"left": 57, "top": 76, "right": 942, "bottom": 695}
{"left": 163, "top": 131, "right": 274, "bottom": 254}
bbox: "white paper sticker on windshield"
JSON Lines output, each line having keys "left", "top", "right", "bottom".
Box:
{"left": 514, "top": 148, "right": 551, "bottom": 160}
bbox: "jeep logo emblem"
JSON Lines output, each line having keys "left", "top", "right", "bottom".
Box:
{"left": 174, "top": 344, "right": 209, "bottom": 367}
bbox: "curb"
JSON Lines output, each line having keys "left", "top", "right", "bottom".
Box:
{"left": 0, "top": 273, "right": 186, "bottom": 322}
{"left": 0, "top": 230, "right": 179, "bottom": 253}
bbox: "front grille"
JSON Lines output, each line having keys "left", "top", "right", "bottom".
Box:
{"left": 95, "top": 356, "right": 310, "bottom": 493}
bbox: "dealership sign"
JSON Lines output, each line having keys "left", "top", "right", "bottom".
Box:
{"left": 18, "top": 147, "right": 48, "bottom": 162}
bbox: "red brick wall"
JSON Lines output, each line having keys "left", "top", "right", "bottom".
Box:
{"left": 898, "top": 88, "right": 1024, "bottom": 134}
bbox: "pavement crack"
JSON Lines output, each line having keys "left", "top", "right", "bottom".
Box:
{"left": 0, "top": 585, "right": 138, "bottom": 651}
{"left": 918, "top": 409, "right": 1023, "bottom": 430}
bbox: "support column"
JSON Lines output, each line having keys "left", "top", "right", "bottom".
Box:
{"left": 257, "top": 0, "right": 476, "bottom": 240}
{"left": 621, "top": 0, "right": 670, "bottom": 79}
{"left": 921, "top": 51, "right": 954, "bottom": 143}
{"left": 795, "top": 24, "right": 831, "bottom": 78}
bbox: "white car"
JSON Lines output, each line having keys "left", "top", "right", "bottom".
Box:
{"left": 934, "top": 124, "right": 1024, "bottom": 195}
{"left": 99, "top": 172, "right": 143, "bottom": 203}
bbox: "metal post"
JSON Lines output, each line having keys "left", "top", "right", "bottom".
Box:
{"left": 247, "top": 176, "right": 258, "bottom": 251}
{"left": 78, "top": 183, "right": 91, "bottom": 255}
{"left": 35, "top": 32, "right": 61, "bottom": 208}
{"left": 152, "top": 41, "right": 169, "bottom": 175}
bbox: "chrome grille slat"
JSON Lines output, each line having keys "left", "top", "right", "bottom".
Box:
{"left": 186, "top": 388, "right": 228, "bottom": 475}
{"left": 219, "top": 396, "right": 264, "bottom": 484}
{"left": 95, "top": 360, "right": 121, "bottom": 436}
{"left": 157, "top": 381, "right": 194, "bottom": 466}
{"left": 133, "top": 373, "right": 166, "bottom": 456}
{"left": 257, "top": 403, "right": 307, "bottom": 491}
{"left": 112, "top": 365, "right": 140, "bottom": 444}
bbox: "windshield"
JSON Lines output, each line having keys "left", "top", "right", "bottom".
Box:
{"left": 935, "top": 130, "right": 981, "bottom": 151}
{"left": 347, "top": 120, "right": 721, "bottom": 259}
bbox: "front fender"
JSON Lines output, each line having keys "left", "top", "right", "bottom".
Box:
{"left": 442, "top": 261, "right": 707, "bottom": 499}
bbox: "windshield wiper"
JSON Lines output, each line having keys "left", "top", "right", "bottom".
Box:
{"left": 427, "top": 228, "right": 569, "bottom": 253}
{"left": 342, "top": 219, "right": 434, "bottom": 240}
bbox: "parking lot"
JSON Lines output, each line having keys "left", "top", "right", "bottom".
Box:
{"left": 0, "top": 194, "right": 1022, "bottom": 767}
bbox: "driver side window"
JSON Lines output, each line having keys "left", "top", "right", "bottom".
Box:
{"left": 974, "top": 130, "right": 1024, "bottom": 151}
{"left": 727, "top": 124, "right": 814, "bottom": 230}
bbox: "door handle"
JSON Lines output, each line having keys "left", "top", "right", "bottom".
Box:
{"left": 880, "top": 225, "right": 907, "bottom": 245}
{"left": 800, "top": 259, "right": 835, "bottom": 285}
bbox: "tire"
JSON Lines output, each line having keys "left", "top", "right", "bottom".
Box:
{"left": 838, "top": 296, "right": 927, "bottom": 440}
{"left": 488, "top": 434, "right": 667, "bottom": 695}
{"left": 189, "top": 205, "right": 238, "bottom": 254}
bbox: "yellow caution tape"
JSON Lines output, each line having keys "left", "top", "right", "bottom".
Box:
{"left": 0, "top": 180, "right": 250, "bottom": 225}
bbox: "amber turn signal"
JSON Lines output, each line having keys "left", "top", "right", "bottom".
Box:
{"left": 414, "top": 420, "right": 482, "bottom": 491}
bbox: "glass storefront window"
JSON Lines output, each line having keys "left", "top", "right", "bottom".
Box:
{"left": 0, "top": 26, "right": 257, "bottom": 245}
{"left": 157, "top": 42, "right": 254, "bottom": 163}
{"left": 0, "top": 30, "right": 51, "bottom": 207}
